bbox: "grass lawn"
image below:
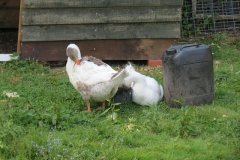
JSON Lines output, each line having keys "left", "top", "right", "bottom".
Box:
{"left": 0, "top": 33, "right": 239, "bottom": 160}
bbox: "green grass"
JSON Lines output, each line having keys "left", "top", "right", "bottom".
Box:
{"left": 0, "top": 33, "right": 239, "bottom": 160}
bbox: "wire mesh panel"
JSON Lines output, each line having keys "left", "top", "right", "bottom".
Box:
{"left": 182, "top": 0, "right": 240, "bottom": 36}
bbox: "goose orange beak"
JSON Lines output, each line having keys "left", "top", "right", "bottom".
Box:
{"left": 75, "top": 59, "right": 81, "bottom": 65}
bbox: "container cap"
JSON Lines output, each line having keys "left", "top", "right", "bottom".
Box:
{"left": 166, "top": 48, "right": 177, "bottom": 55}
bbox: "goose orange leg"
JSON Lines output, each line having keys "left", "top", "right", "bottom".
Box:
{"left": 87, "top": 100, "right": 91, "bottom": 112}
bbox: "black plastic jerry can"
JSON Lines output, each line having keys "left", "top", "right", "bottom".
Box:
{"left": 163, "top": 44, "right": 214, "bottom": 107}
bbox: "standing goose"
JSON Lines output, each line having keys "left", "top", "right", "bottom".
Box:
{"left": 66, "top": 44, "right": 128, "bottom": 112}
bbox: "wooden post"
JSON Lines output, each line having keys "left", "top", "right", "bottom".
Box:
{"left": 17, "top": 0, "right": 23, "bottom": 53}
{"left": 192, "top": 0, "right": 197, "bottom": 18}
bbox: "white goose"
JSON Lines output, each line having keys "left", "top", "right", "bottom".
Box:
{"left": 123, "top": 63, "right": 164, "bottom": 106}
{"left": 66, "top": 44, "right": 128, "bottom": 112}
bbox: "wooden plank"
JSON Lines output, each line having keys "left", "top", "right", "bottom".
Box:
{"left": 22, "top": 23, "right": 180, "bottom": 41}
{"left": 0, "top": 9, "right": 19, "bottom": 28}
{"left": 20, "top": 39, "right": 177, "bottom": 61}
{"left": 24, "top": 0, "right": 183, "bottom": 8}
{"left": 0, "top": 0, "right": 20, "bottom": 8}
{"left": 22, "top": 7, "right": 181, "bottom": 25}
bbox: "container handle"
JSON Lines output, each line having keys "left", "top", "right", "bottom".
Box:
{"left": 180, "top": 44, "right": 201, "bottom": 51}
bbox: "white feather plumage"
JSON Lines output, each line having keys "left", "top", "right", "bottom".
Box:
{"left": 123, "top": 63, "right": 164, "bottom": 106}
{"left": 66, "top": 44, "right": 128, "bottom": 111}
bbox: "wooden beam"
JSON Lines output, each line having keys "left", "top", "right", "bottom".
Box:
{"left": 195, "top": 14, "right": 240, "bottom": 21}
{"left": 20, "top": 39, "right": 177, "bottom": 61}
{"left": 22, "top": 23, "right": 180, "bottom": 42}
{"left": 23, "top": 0, "right": 183, "bottom": 8}
{"left": 17, "top": 0, "right": 23, "bottom": 53}
{"left": 22, "top": 7, "right": 181, "bottom": 25}
{"left": 192, "top": 0, "right": 197, "bottom": 17}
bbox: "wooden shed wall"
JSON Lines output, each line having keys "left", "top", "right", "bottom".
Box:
{"left": 20, "top": 0, "right": 183, "bottom": 61}
{"left": 0, "top": 0, "right": 20, "bottom": 28}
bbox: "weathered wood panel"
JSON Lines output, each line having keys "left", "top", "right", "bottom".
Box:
{"left": 0, "top": 9, "right": 19, "bottom": 28}
{"left": 0, "top": 0, "right": 19, "bottom": 8}
{"left": 19, "top": 0, "right": 182, "bottom": 61}
{"left": 24, "top": 0, "right": 183, "bottom": 8}
{"left": 22, "top": 23, "right": 180, "bottom": 42}
{"left": 21, "top": 39, "right": 176, "bottom": 61}
{"left": 22, "top": 7, "right": 181, "bottom": 25}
